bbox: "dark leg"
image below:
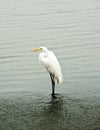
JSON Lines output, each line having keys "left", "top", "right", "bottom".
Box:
{"left": 51, "top": 77, "right": 55, "bottom": 97}
{"left": 50, "top": 74, "right": 55, "bottom": 97}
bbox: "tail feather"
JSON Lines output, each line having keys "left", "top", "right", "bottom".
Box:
{"left": 55, "top": 75, "right": 62, "bottom": 85}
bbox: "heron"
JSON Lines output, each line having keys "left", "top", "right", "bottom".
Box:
{"left": 32, "top": 47, "right": 62, "bottom": 97}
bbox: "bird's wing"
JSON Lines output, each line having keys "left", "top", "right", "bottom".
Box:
{"left": 39, "top": 51, "right": 62, "bottom": 84}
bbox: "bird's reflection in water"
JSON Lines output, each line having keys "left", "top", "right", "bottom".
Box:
{"left": 48, "top": 94, "right": 64, "bottom": 113}
{"left": 38, "top": 94, "right": 67, "bottom": 130}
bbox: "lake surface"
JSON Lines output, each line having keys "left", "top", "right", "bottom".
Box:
{"left": 0, "top": 0, "right": 100, "bottom": 130}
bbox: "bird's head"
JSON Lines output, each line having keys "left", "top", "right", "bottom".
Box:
{"left": 32, "top": 47, "right": 48, "bottom": 52}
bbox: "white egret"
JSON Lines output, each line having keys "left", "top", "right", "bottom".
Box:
{"left": 32, "top": 47, "right": 62, "bottom": 97}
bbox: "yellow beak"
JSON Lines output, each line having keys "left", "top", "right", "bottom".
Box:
{"left": 32, "top": 47, "right": 42, "bottom": 52}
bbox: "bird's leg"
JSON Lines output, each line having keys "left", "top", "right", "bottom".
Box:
{"left": 52, "top": 78, "right": 55, "bottom": 97}
{"left": 50, "top": 74, "right": 55, "bottom": 97}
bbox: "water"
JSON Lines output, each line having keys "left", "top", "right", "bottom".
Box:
{"left": 0, "top": 0, "right": 100, "bottom": 129}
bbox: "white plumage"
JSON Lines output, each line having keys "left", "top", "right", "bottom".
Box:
{"left": 32, "top": 47, "right": 62, "bottom": 96}
{"left": 39, "top": 47, "right": 62, "bottom": 84}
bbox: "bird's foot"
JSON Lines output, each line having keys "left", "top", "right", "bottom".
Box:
{"left": 51, "top": 93, "right": 57, "bottom": 98}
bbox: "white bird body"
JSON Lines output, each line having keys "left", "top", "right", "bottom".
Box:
{"left": 39, "top": 48, "right": 62, "bottom": 84}
{"left": 32, "top": 47, "right": 62, "bottom": 96}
